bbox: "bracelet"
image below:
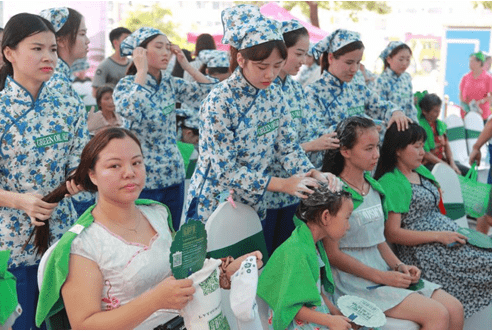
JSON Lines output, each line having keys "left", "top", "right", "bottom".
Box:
{"left": 219, "top": 256, "right": 234, "bottom": 289}
{"left": 394, "top": 262, "right": 405, "bottom": 271}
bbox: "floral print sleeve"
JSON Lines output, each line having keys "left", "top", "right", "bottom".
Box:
{"left": 170, "top": 76, "right": 215, "bottom": 109}
{"left": 374, "top": 68, "right": 418, "bottom": 122}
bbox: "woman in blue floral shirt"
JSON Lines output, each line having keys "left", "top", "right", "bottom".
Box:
{"left": 0, "top": 13, "right": 86, "bottom": 329}
{"left": 40, "top": 7, "right": 93, "bottom": 216}
{"left": 374, "top": 41, "right": 419, "bottom": 122}
{"left": 186, "top": 6, "right": 338, "bottom": 252}
{"left": 263, "top": 20, "right": 341, "bottom": 255}
{"left": 305, "top": 30, "right": 411, "bottom": 168}
{"left": 114, "top": 27, "right": 215, "bottom": 231}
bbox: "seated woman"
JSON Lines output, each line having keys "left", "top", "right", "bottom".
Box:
{"left": 35, "top": 127, "right": 261, "bottom": 329}
{"left": 322, "top": 116, "right": 464, "bottom": 329}
{"left": 416, "top": 92, "right": 468, "bottom": 175}
{"left": 87, "top": 85, "right": 123, "bottom": 135}
{"left": 258, "top": 183, "right": 353, "bottom": 330}
{"left": 374, "top": 122, "right": 492, "bottom": 319}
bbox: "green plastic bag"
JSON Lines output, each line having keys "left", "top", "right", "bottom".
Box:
{"left": 458, "top": 162, "right": 492, "bottom": 218}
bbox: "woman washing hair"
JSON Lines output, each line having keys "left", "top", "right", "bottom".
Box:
{"left": 0, "top": 13, "right": 85, "bottom": 329}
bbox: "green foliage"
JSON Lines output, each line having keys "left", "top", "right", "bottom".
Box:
{"left": 472, "top": 1, "right": 492, "bottom": 10}
{"left": 119, "top": 3, "right": 193, "bottom": 49}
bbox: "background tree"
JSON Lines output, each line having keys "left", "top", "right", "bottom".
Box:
{"left": 472, "top": 1, "right": 492, "bottom": 10}
{"left": 120, "top": 3, "right": 192, "bottom": 49}
{"left": 236, "top": 1, "right": 391, "bottom": 27}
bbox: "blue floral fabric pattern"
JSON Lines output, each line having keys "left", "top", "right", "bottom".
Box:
{"left": 0, "top": 76, "right": 88, "bottom": 268}
{"left": 46, "top": 59, "right": 84, "bottom": 105}
{"left": 374, "top": 68, "right": 418, "bottom": 122}
{"left": 264, "top": 75, "right": 316, "bottom": 209}
{"left": 312, "top": 29, "right": 361, "bottom": 61}
{"left": 221, "top": 5, "right": 283, "bottom": 50}
{"left": 120, "top": 27, "right": 164, "bottom": 57}
{"left": 198, "top": 50, "right": 230, "bottom": 69}
{"left": 379, "top": 41, "right": 406, "bottom": 61}
{"left": 39, "top": 7, "right": 69, "bottom": 33}
{"left": 114, "top": 72, "right": 214, "bottom": 190}
{"left": 186, "top": 68, "right": 315, "bottom": 222}
{"left": 280, "top": 19, "right": 305, "bottom": 34}
{"left": 305, "top": 71, "right": 399, "bottom": 168}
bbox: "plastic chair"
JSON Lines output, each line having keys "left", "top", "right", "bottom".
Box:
{"left": 205, "top": 200, "right": 268, "bottom": 330}
{"left": 463, "top": 303, "right": 492, "bottom": 330}
{"left": 444, "top": 114, "right": 469, "bottom": 167}
{"left": 432, "top": 163, "right": 469, "bottom": 228}
{"left": 464, "top": 112, "right": 488, "bottom": 169}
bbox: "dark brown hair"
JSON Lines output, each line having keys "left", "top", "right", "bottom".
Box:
{"left": 96, "top": 84, "right": 114, "bottom": 109}
{"left": 126, "top": 34, "right": 160, "bottom": 76}
{"left": 56, "top": 8, "right": 83, "bottom": 52}
{"left": 195, "top": 33, "right": 216, "bottom": 56}
{"left": 0, "top": 13, "right": 55, "bottom": 90}
{"left": 230, "top": 40, "right": 288, "bottom": 72}
{"left": 26, "top": 127, "right": 142, "bottom": 255}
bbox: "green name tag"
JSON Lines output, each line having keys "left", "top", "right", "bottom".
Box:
{"left": 35, "top": 132, "right": 69, "bottom": 148}
{"left": 291, "top": 109, "right": 302, "bottom": 119}
{"left": 257, "top": 119, "right": 280, "bottom": 137}
{"left": 162, "top": 104, "right": 175, "bottom": 116}
{"left": 347, "top": 105, "right": 365, "bottom": 116}
{"left": 170, "top": 219, "right": 208, "bottom": 279}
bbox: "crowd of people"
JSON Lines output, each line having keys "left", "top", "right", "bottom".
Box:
{"left": 0, "top": 4, "right": 491, "bottom": 330}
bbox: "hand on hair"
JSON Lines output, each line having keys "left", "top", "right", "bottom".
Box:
{"left": 388, "top": 110, "right": 412, "bottom": 131}
{"left": 172, "top": 44, "right": 189, "bottom": 67}
{"left": 64, "top": 179, "right": 84, "bottom": 198}
{"left": 132, "top": 47, "right": 148, "bottom": 73}
{"left": 285, "top": 174, "right": 320, "bottom": 198}
{"left": 308, "top": 132, "right": 340, "bottom": 151}
{"left": 15, "top": 193, "right": 58, "bottom": 226}
{"left": 306, "top": 170, "right": 343, "bottom": 192}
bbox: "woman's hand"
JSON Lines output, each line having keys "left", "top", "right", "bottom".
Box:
{"left": 284, "top": 174, "right": 320, "bottom": 198}
{"left": 14, "top": 193, "right": 58, "bottom": 226}
{"left": 225, "top": 250, "right": 263, "bottom": 280}
{"left": 397, "top": 264, "right": 421, "bottom": 284}
{"left": 306, "top": 132, "right": 340, "bottom": 152}
{"left": 450, "top": 162, "right": 461, "bottom": 175}
{"left": 469, "top": 147, "right": 482, "bottom": 166}
{"left": 132, "top": 47, "right": 148, "bottom": 73}
{"left": 436, "top": 231, "right": 467, "bottom": 246}
{"left": 388, "top": 111, "right": 412, "bottom": 131}
{"left": 325, "top": 314, "right": 352, "bottom": 330}
{"left": 305, "top": 170, "right": 343, "bottom": 192}
{"left": 380, "top": 270, "right": 413, "bottom": 288}
{"left": 65, "top": 179, "right": 84, "bottom": 198}
{"left": 171, "top": 44, "right": 189, "bottom": 67}
{"left": 154, "top": 276, "right": 195, "bottom": 310}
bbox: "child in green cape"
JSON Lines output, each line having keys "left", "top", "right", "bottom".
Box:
{"left": 257, "top": 183, "right": 353, "bottom": 330}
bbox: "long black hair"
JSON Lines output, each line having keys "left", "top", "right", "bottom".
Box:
{"left": 374, "top": 122, "right": 427, "bottom": 180}
{"left": 0, "top": 13, "right": 55, "bottom": 90}
{"left": 321, "top": 116, "right": 377, "bottom": 176}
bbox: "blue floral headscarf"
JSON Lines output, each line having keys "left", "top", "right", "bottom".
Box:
{"left": 379, "top": 41, "right": 406, "bottom": 60}
{"left": 39, "top": 7, "right": 69, "bottom": 33}
{"left": 120, "top": 27, "right": 165, "bottom": 57}
{"left": 312, "top": 29, "right": 361, "bottom": 61}
{"left": 198, "top": 50, "right": 230, "bottom": 68}
{"left": 176, "top": 109, "right": 200, "bottom": 130}
{"left": 221, "top": 4, "right": 283, "bottom": 50}
{"left": 280, "top": 19, "right": 305, "bottom": 34}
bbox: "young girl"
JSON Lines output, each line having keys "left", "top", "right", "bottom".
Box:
{"left": 186, "top": 6, "right": 336, "bottom": 252}
{"left": 114, "top": 27, "right": 215, "bottom": 231}
{"left": 374, "top": 122, "right": 492, "bottom": 319}
{"left": 305, "top": 30, "right": 411, "bottom": 168}
{"left": 258, "top": 184, "right": 353, "bottom": 330}
{"left": 416, "top": 92, "right": 467, "bottom": 175}
{"left": 322, "top": 116, "right": 464, "bottom": 329}
{"left": 0, "top": 13, "right": 85, "bottom": 329}
{"left": 374, "top": 41, "right": 419, "bottom": 122}
{"left": 40, "top": 7, "right": 90, "bottom": 101}
{"left": 263, "top": 20, "right": 340, "bottom": 255}
{"left": 34, "top": 127, "right": 262, "bottom": 329}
